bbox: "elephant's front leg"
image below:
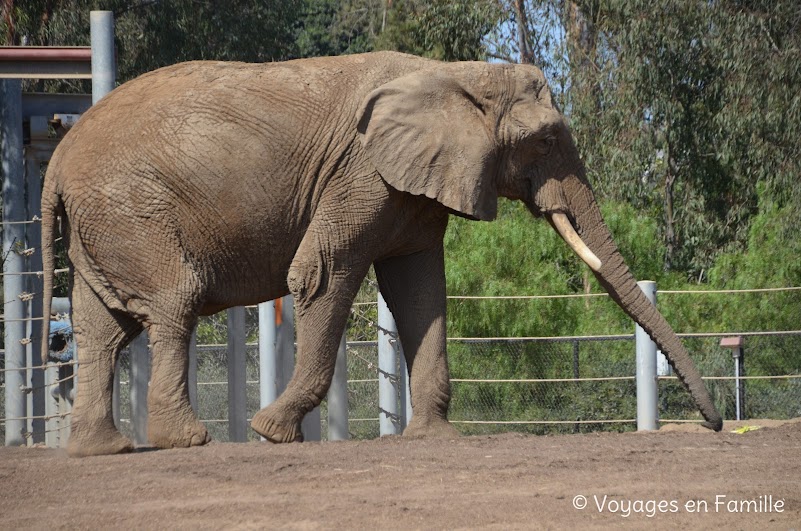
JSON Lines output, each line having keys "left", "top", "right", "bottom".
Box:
{"left": 251, "top": 223, "right": 373, "bottom": 443}
{"left": 374, "top": 244, "right": 459, "bottom": 439}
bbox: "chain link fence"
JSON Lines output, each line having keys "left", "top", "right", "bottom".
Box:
{"left": 448, "top": 336, "right": 637, "bottom": 436}
{"left": 107, "top": 328, "right": 801, "bottom": 443}
{"left": 3, "top": 280, "right": 800, "bottom": 443}
{"left": 447, "top": 332, "right": 801, "bottom": 436}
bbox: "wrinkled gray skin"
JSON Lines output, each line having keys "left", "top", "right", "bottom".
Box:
{"left": 41, "top": 52, "right": 722, "bottom": 457}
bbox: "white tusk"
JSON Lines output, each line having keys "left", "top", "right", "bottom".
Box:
{"left": 551, "top": 212, "right": 602, "bottom": 272}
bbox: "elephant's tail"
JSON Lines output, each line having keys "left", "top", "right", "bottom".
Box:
{"left": 40, "top": 173, "right": 65, "bottom": 364}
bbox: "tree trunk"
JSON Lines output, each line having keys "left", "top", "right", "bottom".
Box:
{"left": 564, "top": 1, "right": 601, "bottom": 141}
{"left": 513, "top": 0, "right": 535, "bottom": 64}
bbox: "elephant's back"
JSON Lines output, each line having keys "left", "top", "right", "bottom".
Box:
{"left": 46, "top": 53, "right": 434, "bottom": 304}
{"left": 52, "top": 52, "right": 434, "bottom": 189}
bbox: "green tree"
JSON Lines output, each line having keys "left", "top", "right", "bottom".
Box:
{"left": 2, "top": 0, "right": 304, "bottom": 87}
{"left": 296, "top": 0, "right": 499, "bottom": 61}
{"left": 375, "top": 0, "right": 499, "bottom": 60}
{"left": 295, "top": 0, "right": 378, "bottom": 57}
{"left": 572, "top": 0, "right": 801, "bottom": 277}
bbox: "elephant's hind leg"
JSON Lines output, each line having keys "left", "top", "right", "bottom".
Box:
{"left": 68, "top": 275, "right": 142, "bottom": 457}
{"left": 146, "top": 318, "right": 210, "bottom": 449}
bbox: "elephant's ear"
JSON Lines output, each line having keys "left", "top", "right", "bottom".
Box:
{"left": 357, "top": 69, "right": 498, "bottom": 221}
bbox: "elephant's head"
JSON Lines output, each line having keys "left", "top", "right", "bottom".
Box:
{"left": 358, "top": 59, "right": 723, "bottom": 431}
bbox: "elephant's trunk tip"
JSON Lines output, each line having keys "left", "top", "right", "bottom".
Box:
{"left": 703, "top": 415, "right": 724, "bottom": 432}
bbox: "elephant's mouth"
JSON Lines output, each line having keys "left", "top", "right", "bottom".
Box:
{"left": 548, "top": 212, "right": 602, "bottom": 272}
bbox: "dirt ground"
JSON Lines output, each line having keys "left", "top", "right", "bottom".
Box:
{"left": 1, "top": 419, "right": 799, "bottom": 530}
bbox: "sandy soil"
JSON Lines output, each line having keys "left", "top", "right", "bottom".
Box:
{"left": 2, "top": 419, "right": 799, "bottom": 530}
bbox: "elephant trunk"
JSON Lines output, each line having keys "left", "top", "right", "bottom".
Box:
{"left": 551, "top": 173, "right": 723, "bottom": 431}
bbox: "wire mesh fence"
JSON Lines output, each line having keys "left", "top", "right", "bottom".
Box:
{"left": 2, "top": 282, "right": 801, "bottom": 444}
{"left": 448, "top": 336, "right": 637, "bottom": 436}
{"left": 447, "top": 332, "right": 801, "bottom": 436}
{"left": 660, "top": 333, "right": 801, "bottom": 422}
{"left": 90, "top": 330, "right": 801, "bottom": 444}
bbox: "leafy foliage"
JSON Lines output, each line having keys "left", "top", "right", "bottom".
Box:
{"left": 295, "top": 0, "right": 377, "bottom": 57}
{"left": 3, "top": 1, "right": 799, "bottom": 430}
{"left": 375, "top": 0, "right": 500, "bottom": 60}
{"left": 3, "top": 0, "right": 304, "bottom": 89}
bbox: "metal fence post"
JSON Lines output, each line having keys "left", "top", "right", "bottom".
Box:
{"left": 258, "top": 297, "right": 295, "bottom": 408}
{"left": 90, "top": 11, "right": 115, "bottom": 104}
{"left": 128, "top": 333, "right": 150, "bottom": 445}
{"left": 188, "top": 327, "right": 198, "bottom": 414}
{"left": 2, "top": 79, "right": 27, "bottom": 447}
{"left": 24, "top": 149, "right": 44, "bottom": 443}
{"left": 90, "top": 9, "right": 122, "bottom": 439}
{"left": 44, "top": 298, "right": 71, "bottom": 447}
{"left": 112, "top": 361, "right": 121, "bottom": 429}
{"left": 227, "top": 306, "right": 247, "bottom": 442}
{"left": 572, "top": 339, "right": 580, "bottom": 433}
{"left": 258, "top": 299, "right": 279, "bottom": 409}
{"left": 399, "top": 347, "right": 411, "bottom": 430}
{"left": 327, "top": 332, "right": 349, "bottom": 441}
{"left": 258, "top": 296, "right": 320, "bottom": 441}
{"left": 378, "top": 292, "right": 401, "bottom": 435}
{"left": 59, "top": 364, "right": 74, "bottom": 447}
{"left": 44, "top": 363, "right": 61, "bottom": 447}
{"left": 277, "top": 296, "right": 295, "bottom": 393}
{"left": 721, "top": 336, "right": 745, "bottom": 421}
{"left": 635, "top": 280, "right": 659, "bottom": 431}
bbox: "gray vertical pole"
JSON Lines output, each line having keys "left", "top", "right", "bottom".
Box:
{"left": 327, "top": 332, "right": 349, "bottom": 441}
{"left": 732, "top": 343, "right": 745, "bottom": 421}
{"left": 656, "top": 349, "right": 671, "bottom": 377}
{"left": 90, "top": 11, "right": 115, "bottom": 104}
{"left": 188, "top": 327, "right": 198, "bottom": 414}
{"left": 259, "top": 296, "right": 296, "bottom": 402}
{"left": 227, "top": 307, "right": 247, "bottom": 442}
{"left": 278, "top": 296, "right": 295, "bottom": 391}
{"left": 112, "top": 361, "right": 121, "bottom": 429}
{"left": 257, "top": 296, "right": 320, "bottom": 440}
{"left": 129, "top": 333, "right": 150, "bottom": 445}
{"left": 635, "top": 280, "right": 658, "bottom": 431}
{"left": 399, "top": 346, "right": 411, "bottom": 430}
{"left": 738, "top": 346, "right": 745, "bottom": 420}
{"left": 378, "top": 292, "right": 400, "bottom": 436}
{"left": 46, "top": 299, "right": 71, "bottom": 447}
{"left": 2, "top": 79, "right": 27, "bottom": 447}
{"left": 60, "top": 362, "right": 75, "bottom": 448}
{"left": 258, "top": 300, "right": 279, "bottom": 408}
{"left": 44, "top": 364, "right": 61, "bottom": 447}
{"left": 734, "top": 353, "right": 741, "bottom": 421}
{"left": 25, "top": 151, "right": 44, "bottom": 443}
{"left": 90, "top": 9, "right": 120, "bottom": 437}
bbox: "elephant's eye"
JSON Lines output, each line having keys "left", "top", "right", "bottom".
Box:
{"left": 535, "top": 136, "right": 556, "bottom": 155}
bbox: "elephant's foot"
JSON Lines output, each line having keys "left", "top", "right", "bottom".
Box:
{"left": 68, "top": 422, "right": 134, "bottom": 457}
{"left": 251, "top": 404, "right": 303, "bottom": 443}
{"left": 402, "top": 415, "right": 460, "bottom": 439}
{"left": 148, "top": 408, "right": 211, "bottom": 449}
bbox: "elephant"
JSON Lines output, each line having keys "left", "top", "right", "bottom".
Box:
{"left": 41, "top": 51, "right": 722, "bottom": 457}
